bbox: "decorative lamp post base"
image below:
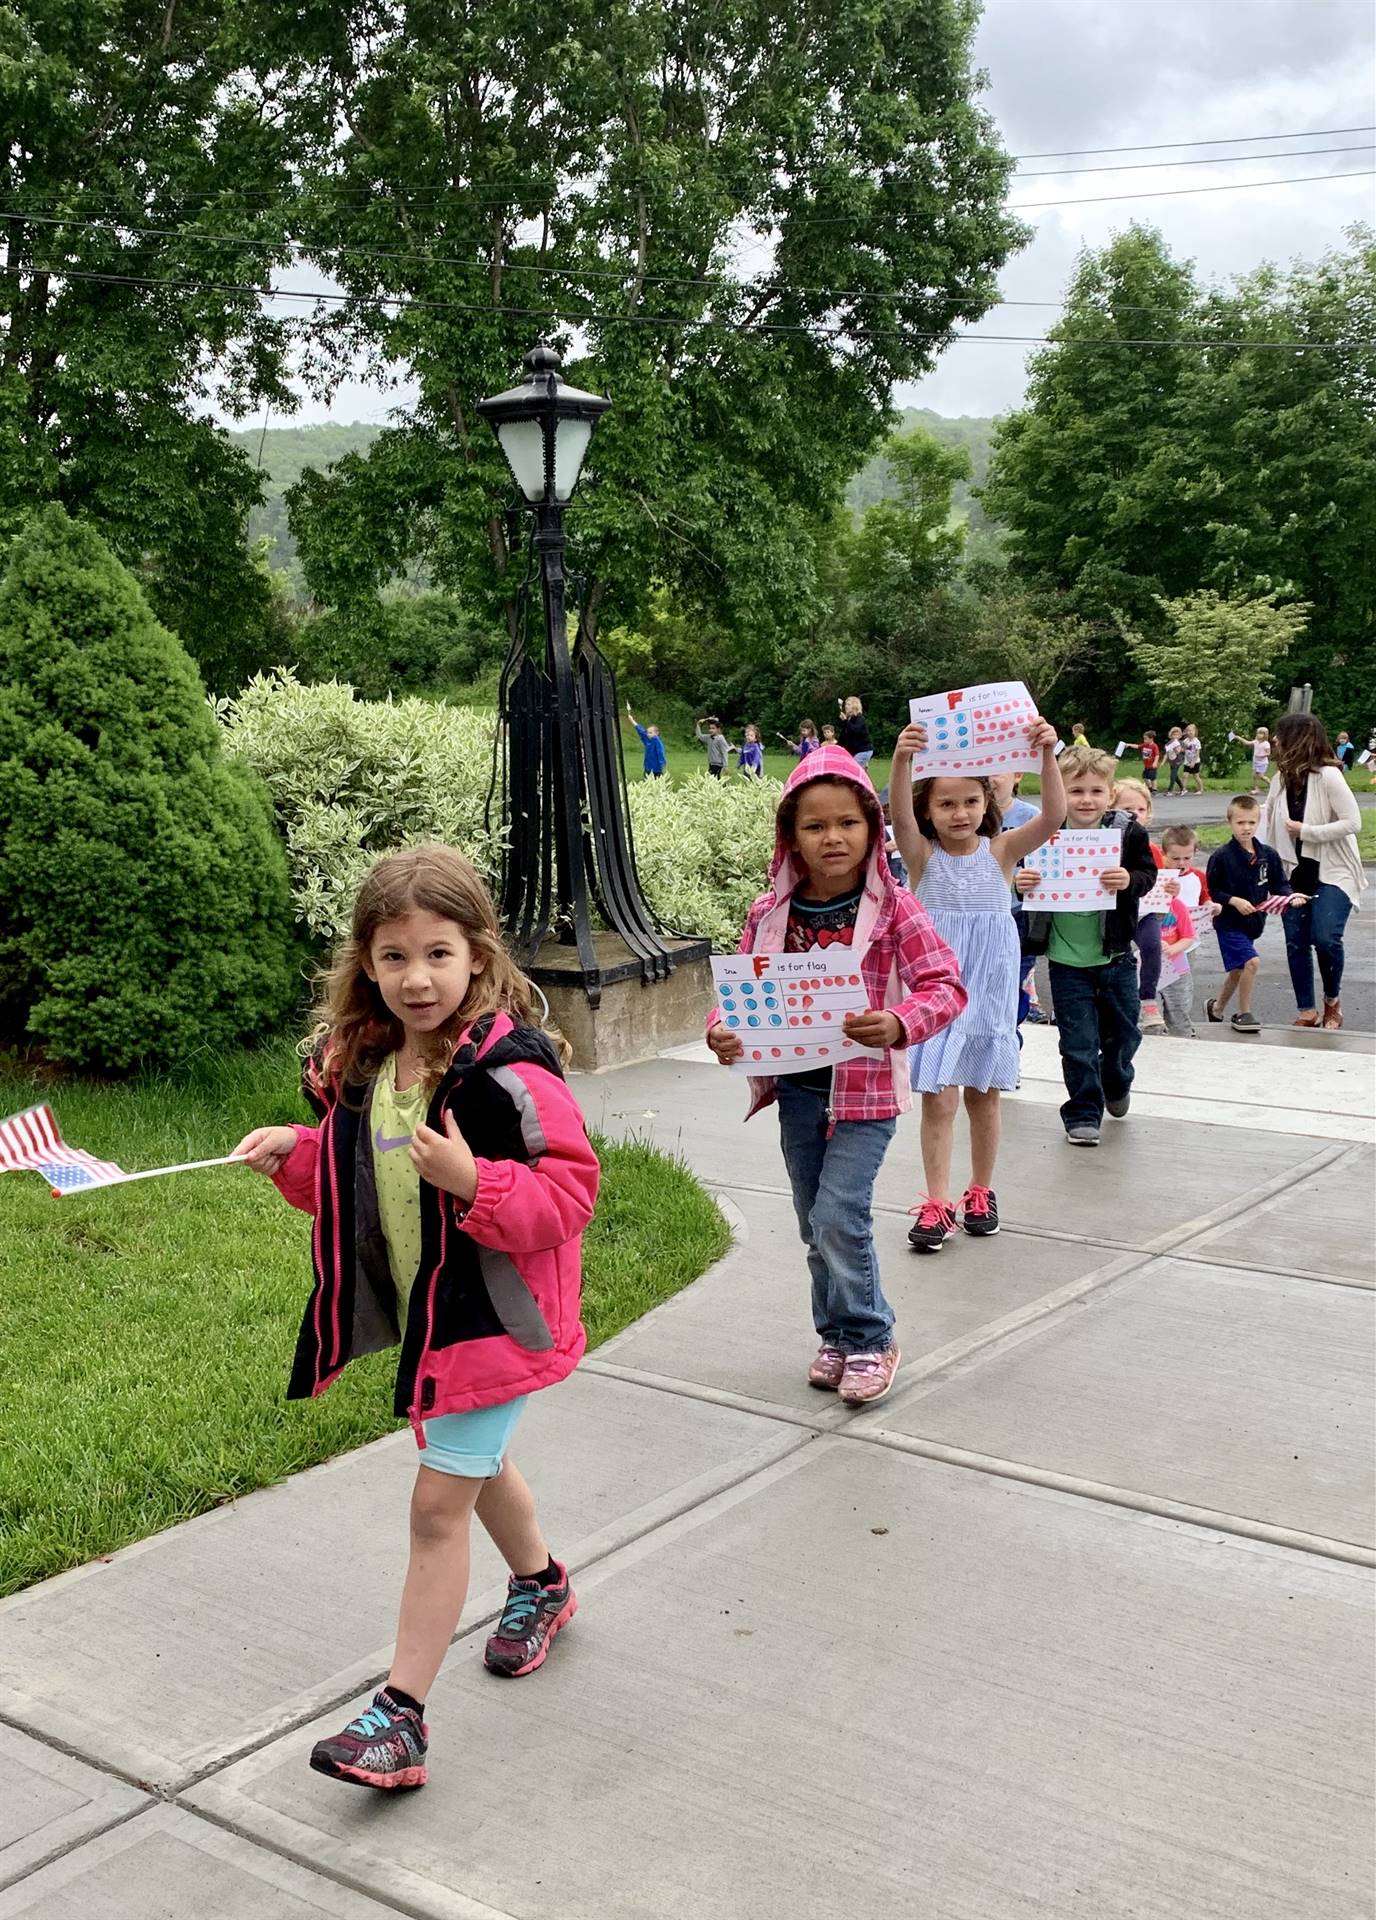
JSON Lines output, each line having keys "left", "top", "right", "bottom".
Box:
{"left": 530, "top": 932, "right": 713, "bottom": 1072}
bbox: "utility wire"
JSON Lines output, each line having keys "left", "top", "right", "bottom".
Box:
{"left": 1016, "top": 124, "right": 1375, "bottom": 158}
{"left": 0, "top": 259, "right": 1360, "bottom": 351}
{"left": 1015, "top": 143, "right": 1371, "bottom": 178}
{"left": 6, "top": 162, "right": 1370, "bottom": 306}
{"left": 1013, "top": 168, "right": 1375, "bottom": 210}
{"left": 5, "top": 126, "right": 1372, "bottom": 219}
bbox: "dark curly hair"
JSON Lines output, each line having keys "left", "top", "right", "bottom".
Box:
{"left": 1273, "top": 713, "right": 1339, "bottom": 788}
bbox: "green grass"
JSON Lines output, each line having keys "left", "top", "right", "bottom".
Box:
{"left": 0, "top": 1045, "right": 729, "bottom": 1597}
{"left": 1192, "top": 817, "right": 1376, "bottom": 861}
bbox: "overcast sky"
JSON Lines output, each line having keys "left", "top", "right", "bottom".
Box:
{"left": 271, "top": 0, "right": 1375, "bottom": 429}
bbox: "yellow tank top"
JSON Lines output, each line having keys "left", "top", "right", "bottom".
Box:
{"left": 371, "top": 1054, "right": 428, "bottom": 1320}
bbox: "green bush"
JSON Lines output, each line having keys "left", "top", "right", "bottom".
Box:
{"left": 216, "top": 673, "right": 780, "bottom": 948}
{"left": 216, "top": 669, "right": 506, "bottom": 940}
{"left": 0, "top": 507, "right": 297, "bottom": 1073}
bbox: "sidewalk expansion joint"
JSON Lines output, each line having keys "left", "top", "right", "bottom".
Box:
{"left": 840, "top": 1427, "right": 1376, "bottom": 1571}
{"left": 178, "top": 1797, "right": 519, "bottom": 1920}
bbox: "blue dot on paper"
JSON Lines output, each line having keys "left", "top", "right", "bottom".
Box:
{"left": 726, "top": 1014, "right": 740, "bottom": 1027}
{"left": 747, "top": 1015, "right": 760, "bottom": 1027}
{"left": 769, "top": 1014, "right": 783, "bottom": 1026}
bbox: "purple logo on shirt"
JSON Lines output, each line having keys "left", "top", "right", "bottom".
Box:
{"left": 375, "top": 1127, "right": 413, "bottom": 1152}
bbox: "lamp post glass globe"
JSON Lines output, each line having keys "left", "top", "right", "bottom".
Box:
{"left": 478, "top": 344, "right": 609, "bottom": 505}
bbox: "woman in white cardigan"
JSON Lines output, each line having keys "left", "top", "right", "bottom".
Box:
{"left": 1261, "top": 714, "right": 1366, "bottom": 1029}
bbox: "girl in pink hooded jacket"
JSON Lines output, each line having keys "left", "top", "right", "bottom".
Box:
{"left": 707, "top": 747, "right": 966, "bottom": 1407}
{"left": 235, "top": 845, "right": 598, "bottom": 1794}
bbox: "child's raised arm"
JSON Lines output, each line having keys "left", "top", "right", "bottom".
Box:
{"left": 995, "top": 720, "right": 1064, "bottom": 871}
{"left": 888, "top": 723, "right": 932, "bottom": 881}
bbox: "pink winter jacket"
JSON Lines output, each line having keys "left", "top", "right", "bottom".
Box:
{"left": 272, "top": 1011, "right": 599, "bottom": 1434}
{"left": 710, "top": 745, "right": 967, "bottom": 1122}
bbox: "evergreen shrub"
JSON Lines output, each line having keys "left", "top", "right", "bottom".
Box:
{"left": 0, "top": 507, "right": 297, "bottom": 1074}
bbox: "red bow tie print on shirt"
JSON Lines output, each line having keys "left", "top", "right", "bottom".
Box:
{"left": 812, "top": 926, "right": 855, "bottom": 948}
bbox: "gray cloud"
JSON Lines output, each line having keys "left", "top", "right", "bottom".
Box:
{"left": 901, "top": 0, "right": 1375, "bottom": 417}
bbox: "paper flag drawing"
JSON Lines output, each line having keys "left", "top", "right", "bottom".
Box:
{"left": 711, "top": 952, "right": 880, "bottom": 1075}
{"left": 1114, "top": 740, "right": 1129, "bottom": 757}
{"left": 907, "top": 680, "right": 1040, "bottom": 778}
{"left": 0, "top": 1103, "right": 246, "bottom": 1196}
{"left": 1021, "top": 828, "right": 1123, "bottom": 911}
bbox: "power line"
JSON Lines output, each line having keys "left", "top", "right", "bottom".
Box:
{"left": 1, "top": 259, "right": 1360, "bottom": 351}
{"left": 1012, "top": 168, "right": 1375, "bottom": 211}
{"left": 1015, "top": 143, "right": 1371, "bottom": 178}
{"left": 6, "top": 127, "right": 1372, "bottom": 221}
{"left": 6, "top": 161, "right": 1369, "bottom": 309}
{"left": 1015, "top": 124, "right": 1375, "bottom": 159}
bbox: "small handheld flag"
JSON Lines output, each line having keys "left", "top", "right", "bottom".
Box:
{"left": 0, "top": 1104, "right": 246, "bottom": 1197}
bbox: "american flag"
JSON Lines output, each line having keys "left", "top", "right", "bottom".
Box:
{"left": 0, "top": 1104, "right": 127, "bottom": 1194}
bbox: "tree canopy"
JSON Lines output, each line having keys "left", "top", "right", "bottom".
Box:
{"left": 0, "top": 0, "right": 316, "bottom": 686}
{"left": 282, "top": 0, "right": 1025, "bottom": 645}
{"left": 981, "top": 223, "right": 1376, "bottom": 731}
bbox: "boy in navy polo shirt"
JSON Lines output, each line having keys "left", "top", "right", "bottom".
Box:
{"left": 1204, "top": 796, "right": 1301, "bottom": 1032}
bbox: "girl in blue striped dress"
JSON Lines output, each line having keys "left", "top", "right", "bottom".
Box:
{"left": 890, "top": 716, "right": 1063, "bottom": 1250}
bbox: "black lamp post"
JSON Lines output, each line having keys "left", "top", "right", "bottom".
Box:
{"left": 477, "top": 344, "right": 689, "bottom": 1006}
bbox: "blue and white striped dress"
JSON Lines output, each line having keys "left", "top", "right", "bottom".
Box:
{"left": 909, "top": 841, "right": 1020, "bottom": 1093}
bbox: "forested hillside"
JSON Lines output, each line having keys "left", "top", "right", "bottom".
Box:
{"left": 846, "top": 408, "right": 996, "bottom": 524}
{"left": 227, "top": 422, "right": 381, "bottom": 581}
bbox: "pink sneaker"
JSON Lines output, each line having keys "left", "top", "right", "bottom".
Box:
{"left": 838, "top": 1346, "right": 900, "bottom": 1407}
{"left": 808, "top": 1344, "right": 847, "bottom": 1391}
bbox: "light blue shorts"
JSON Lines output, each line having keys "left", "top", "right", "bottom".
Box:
{"left": 419, "top": 1396, "right": 529, "bottom": 1479}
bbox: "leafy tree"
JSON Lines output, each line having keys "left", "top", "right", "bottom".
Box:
{"left": 981, "top": 224, "right": 1376, "bottom": 730}
{"left": 0, "top": 507, "right": 296, "bottom": 1073}
{"left": 967, "top": 585, "right": 1094, "bottom": 704}
{"left": 283, "top": 0, "right": 1025, "bottom": 653}
{"left": 846, "top": 427, "right": 971, "bottom": 643}
{"left": 0, "top": 0, "right": 308, "bottom": 687}
{"left": 1120, "top": 589, "right": 1309, "bottom": 767}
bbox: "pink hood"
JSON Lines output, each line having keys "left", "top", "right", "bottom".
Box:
{"left": 757, "top": 744, "right": 896, "bottom": 935}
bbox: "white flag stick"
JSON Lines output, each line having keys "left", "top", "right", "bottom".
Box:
{"left": 80, "top": 1152, "right": 251, "bottom": 1192}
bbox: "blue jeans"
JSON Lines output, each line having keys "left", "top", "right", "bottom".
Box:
{"left": 1048, "top": 955, "right": 1141, "bottom": 1129}
{"left": 1283, "top": 882, "right": 1353, "bottom": 1008}
{"left": 1132, "top": 913, "right": 1162, "bottom": 1001}
{"left": 775, "top": 1079, "right": 896, "bottom": 1354}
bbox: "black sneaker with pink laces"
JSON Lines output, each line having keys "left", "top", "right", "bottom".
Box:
{"left": 908, "top": 1196, "right": 957, "bottom": 1253}
{"left": 960, "top": 1185, "right": 1000, "bottom": 1237}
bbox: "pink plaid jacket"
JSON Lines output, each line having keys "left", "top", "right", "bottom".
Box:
{"left": 713, "top": 746, "right": 966, "bottom": 1123}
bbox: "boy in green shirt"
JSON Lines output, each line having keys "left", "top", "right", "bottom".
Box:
{"left": 1016, "top": 746, "right": 1159, "bottom": 1145}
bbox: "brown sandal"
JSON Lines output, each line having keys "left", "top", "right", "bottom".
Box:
{"left": 1293, "top": 1010, "right": 1320, "bottom": 1028}
{"left": 1321, "top": 1000, "right": 1344, "bottom": 1031}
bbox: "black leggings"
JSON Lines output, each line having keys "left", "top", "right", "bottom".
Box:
{"left": 1133, "top": 914, "right": 1162, "bottom": 1001}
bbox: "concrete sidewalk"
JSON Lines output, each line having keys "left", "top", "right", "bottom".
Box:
{"left": 2, "top": 1042, "right": 1373, "bottom": 1917}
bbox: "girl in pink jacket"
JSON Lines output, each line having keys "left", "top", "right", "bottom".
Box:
{"left": 235, "top": 845, "right": 599, "bottom": 1793}
{"left": 707, "top": 747, "right": 966, "bottom": 1407}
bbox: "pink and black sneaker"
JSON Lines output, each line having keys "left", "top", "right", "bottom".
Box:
{"left": 907, "top": 1196, "right": 957, "bottom": 1253}
{"left": 309, "top": 1690, "right": 428, "bottom": 1790}
{"left": 484, "top": 1563, "right": 578, "bottom": 1677}
{"left": 959, "top": 1185, "right": 1000, "bottom": 1237}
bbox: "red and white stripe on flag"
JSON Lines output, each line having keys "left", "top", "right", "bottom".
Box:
{"left": 0, "top": 1105, "right": 126, "bottom": 1188}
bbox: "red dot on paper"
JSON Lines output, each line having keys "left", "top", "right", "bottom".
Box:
{"left": 794, "top": 1046, "right": 806, "bottom": 1056}
{"left": 803, "top": 1015, "right": 813, "bottom": 1026}
{"left": 849, "top": 974, "right": 860, "bottom": 986}
{"left": 751, "top": 1049, "right": 763, "bottom": 1059}
{"left": 819, "top": 1047, "right": 830, "bottom": 1057}
{"left": 770, "top": 1048, "right": 782, "bottom": 1058}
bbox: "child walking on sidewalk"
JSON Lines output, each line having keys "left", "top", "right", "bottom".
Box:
{"left": 1204, "top": 797, "right": 1301, "bottom": 1032}
{"left": 1112, "top": 776, "right": 1172, "bottom": 1035}
{"left": 235, "top": 846, "right": 598, "bottom": 1791}
{"left": 890, "top": 716, "right": 1063, "bottom": 1250}
{"left": 707, "top": 746, "right": 965, "bottom": 1405}
{"left": 1016, "top": 747, "right": 1159, "bottom": 1146}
